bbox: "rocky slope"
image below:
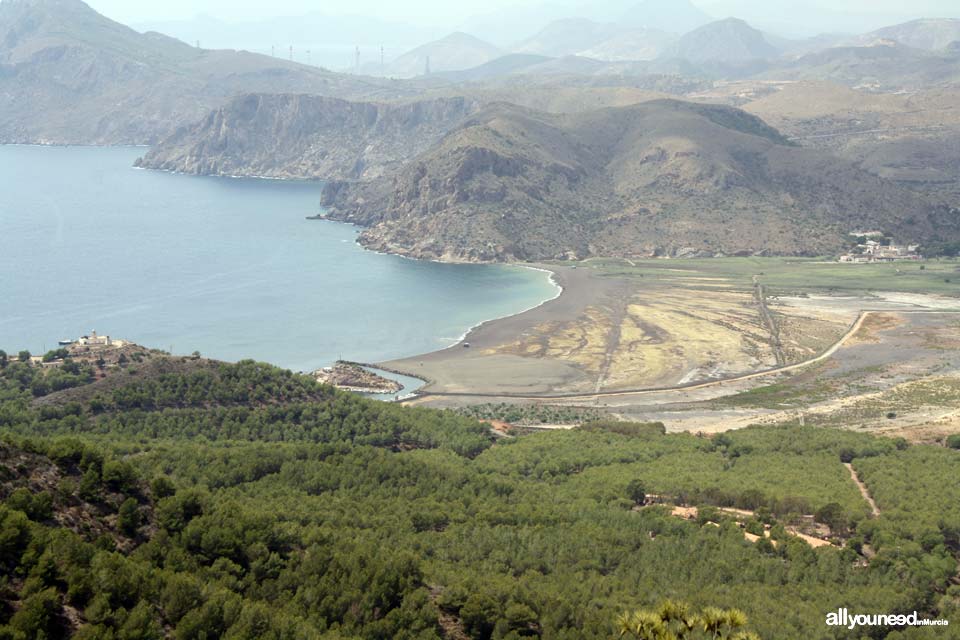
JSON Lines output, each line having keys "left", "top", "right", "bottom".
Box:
{"left": 320, "top": 99, "right": 952, "bottom": 262}
{"left": 136, "top": 94, "right": 479, "bottom": 180}
{"left": 0, "top": 0, "right": 406, "bottom": 144}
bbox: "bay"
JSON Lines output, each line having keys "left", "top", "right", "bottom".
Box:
{"left": 0, "top": 146, "right": 558, "bottom": 374}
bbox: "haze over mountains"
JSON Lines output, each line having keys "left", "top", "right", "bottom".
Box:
{"left": 0, "top": 0, "right": 406, "bottom": 144}
{"left": 4, "top": 0, "right": 960, "bottom": 262}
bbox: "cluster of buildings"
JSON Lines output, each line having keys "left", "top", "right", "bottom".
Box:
{"left": 60, "top": 330, "right": 128, "bottom": 349}
{"left": 838, "top": 231, "right": 923, "bottom": 263}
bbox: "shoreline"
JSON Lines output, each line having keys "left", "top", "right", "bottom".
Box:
{"left": 133, "top": 164, "right": 324, "bottom": 183}
{"left": 448, "top": 265, "right": 564, "bottom": 346}
{"left": 358, "top": 264, "right": 565, "bottom": 395}
{"left": 375, "top": 264, "right": 617, "bottom": 398}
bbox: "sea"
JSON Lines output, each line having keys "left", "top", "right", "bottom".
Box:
{"left": 0, "top": 146, "right": 559, "bottom": 387}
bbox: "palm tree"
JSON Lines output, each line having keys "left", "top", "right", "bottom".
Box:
{"left": 700, "top": 607, "right": 749, "bottom": 639}
{"left": 616, "top": 602, "right": 759, "bottom": 640}
{"left": 616, "top": 610, "right": 672, "bottom": 640}
{"left": 700, "top": 607, "right": 728, "bottom": 639}
{"left": 657, "top": 599, "right": 699, "bottom": 637}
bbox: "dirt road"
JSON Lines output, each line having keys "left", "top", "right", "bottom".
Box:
{"left": 845, "top": 463, "right": 881, "bottom": 517}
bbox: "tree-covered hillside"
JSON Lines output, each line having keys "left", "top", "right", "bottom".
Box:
{"left": 0, "top": 351, "right": 958, "bottom": 639}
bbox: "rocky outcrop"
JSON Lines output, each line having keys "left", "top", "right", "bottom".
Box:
{"left": 320, "top": 99, "right": 952, "bottom": 262}
{"left": 136, "top": 94, "right": 479, "bottom": 180}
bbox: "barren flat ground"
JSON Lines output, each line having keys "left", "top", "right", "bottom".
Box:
{"left": 388, "top": 258, "right": 960, "bottom": 441}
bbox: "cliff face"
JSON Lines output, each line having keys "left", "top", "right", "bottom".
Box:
{"left": 136, "top": 94, "right": 479, "bottom": 180}
{"left": 321, "top": 99, "right": 952, "bottom": 262}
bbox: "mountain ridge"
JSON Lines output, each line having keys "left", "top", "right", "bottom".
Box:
{"left": 319, "top": 99, "right": 950, "bottom": 262}
{"left": 135, "top": 94, "right": 480, "bottom": 180}
{"left": 0, "top": 0, "right": 408, "bottom": 144}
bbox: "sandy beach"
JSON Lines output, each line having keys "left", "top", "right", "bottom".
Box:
{"left": 378, "top": 263, "right": 634, "bottom": 395}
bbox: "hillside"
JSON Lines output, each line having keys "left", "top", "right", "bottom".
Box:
{"left": 320, "top": 99, "right": 949, "bottom": 262}
{"left": 765, "top": 41, "right": 960, "bottom": 90}
{"left": 0, "top": 0, "right": 403, "bottom": 144}
{"left": 513, "top": 18, "right": 627, "bottom": 57}
{"left": 577, "top": 27, "right": 677, "bottom": 61}
{"left": 385, "top": 31, "right": 502, "bottom": 78}
{"left": 2, "top": 346, "right": 960, "bottom": 638}
{"left": 666, "top": 18, "right": 780, "bottom": 65}
{"left": 739, "top": 81, "right": 960, "bottom": 200}
{"left": 136, "top": 94, "right": 479, "bottom": 180}
{"left": 861, "top": 18, "right": 960, "bottom": 51}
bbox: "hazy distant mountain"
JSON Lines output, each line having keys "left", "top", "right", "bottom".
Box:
{"left": 385, "top": 32, "right": 502, "bottom": 78}
{"left": 136, "top": 94, "right": 479, "bottom": 180}
{"left": 776, "top": 33, "right": 850, "bottom": 57}
{"left": 432, "top": 54, "right": 554, "bottom": 83}
{"left": 320, "top": 100, "right": 945, "bottom": 262}
{"left": 514, "top": 18, "right": 625, "bottom": 57}
{"left": 578, "top": 28, "right": 677, "bottom": 61}
{"left": 621, "top": 0, "right": 712, "bottom": 33}
{"left": 858, "top": 18, "right": 960, "bottom": 51}
{"left": 458, "top": 0, "right": 639, "bottom": 48}
{"left": 765, "top": 41, "right": 960, "bottom": 90}
{"left": 513, "top": 18, "right": 675, "bottom": 61}
{"left": 0, "top": 0, "right": 403, "bottom": 144}
{"left": 667, "top": 18, "right": 780, "bottom": 64}
{"left": 133, "top": 12, "right": 440, "bottom": 69}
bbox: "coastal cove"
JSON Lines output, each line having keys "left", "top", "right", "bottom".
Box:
{"left": 0, "top": 145, "right": 560, "bottom": 374}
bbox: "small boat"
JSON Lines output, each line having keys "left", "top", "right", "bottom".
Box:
{"left": 58, "top": 339, "right": 74, "bottom": 346}
{"left": 463, "top": 342, "right": 471, "bottom": 348}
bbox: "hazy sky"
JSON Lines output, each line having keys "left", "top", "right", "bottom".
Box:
{"left": 85, "top": 0, "right": 960, "bottom": 30}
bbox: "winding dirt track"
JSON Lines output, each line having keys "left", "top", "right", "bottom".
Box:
{"left": 845, "top": 463, "right": 881, "bottom": 517}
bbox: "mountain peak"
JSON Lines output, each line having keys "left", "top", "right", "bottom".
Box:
{"left": 671, "top": 16, "right": 778, "bottom": 63}
{"left": 387, "top": 31, "right": 501, "bottom": 78}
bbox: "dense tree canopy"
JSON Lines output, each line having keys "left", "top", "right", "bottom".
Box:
{"left": 0, "top": 354, "right": 958, "bottom": 639}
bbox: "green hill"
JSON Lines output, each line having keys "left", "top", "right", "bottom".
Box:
{"left": 1, "top": 347, "right": 958, "bottom": 638}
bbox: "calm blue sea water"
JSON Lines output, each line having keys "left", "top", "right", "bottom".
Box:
{"left": 0, "top": 146, "right": 558, "bottom": 373}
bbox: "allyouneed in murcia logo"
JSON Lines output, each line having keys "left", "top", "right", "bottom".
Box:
{"left": 826, "top": 608, "right": 950, "bottom": 630}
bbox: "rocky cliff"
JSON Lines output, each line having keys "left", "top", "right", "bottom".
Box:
{"left": 136, "top": 94, "right": 479, "bottom": 180}
{"left": 320, "top": 99, "right": 952, "bottom": 262}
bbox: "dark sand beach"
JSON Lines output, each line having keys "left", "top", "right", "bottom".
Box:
{"left": 378, "top": 264, "right": 635, "bottom": 396}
